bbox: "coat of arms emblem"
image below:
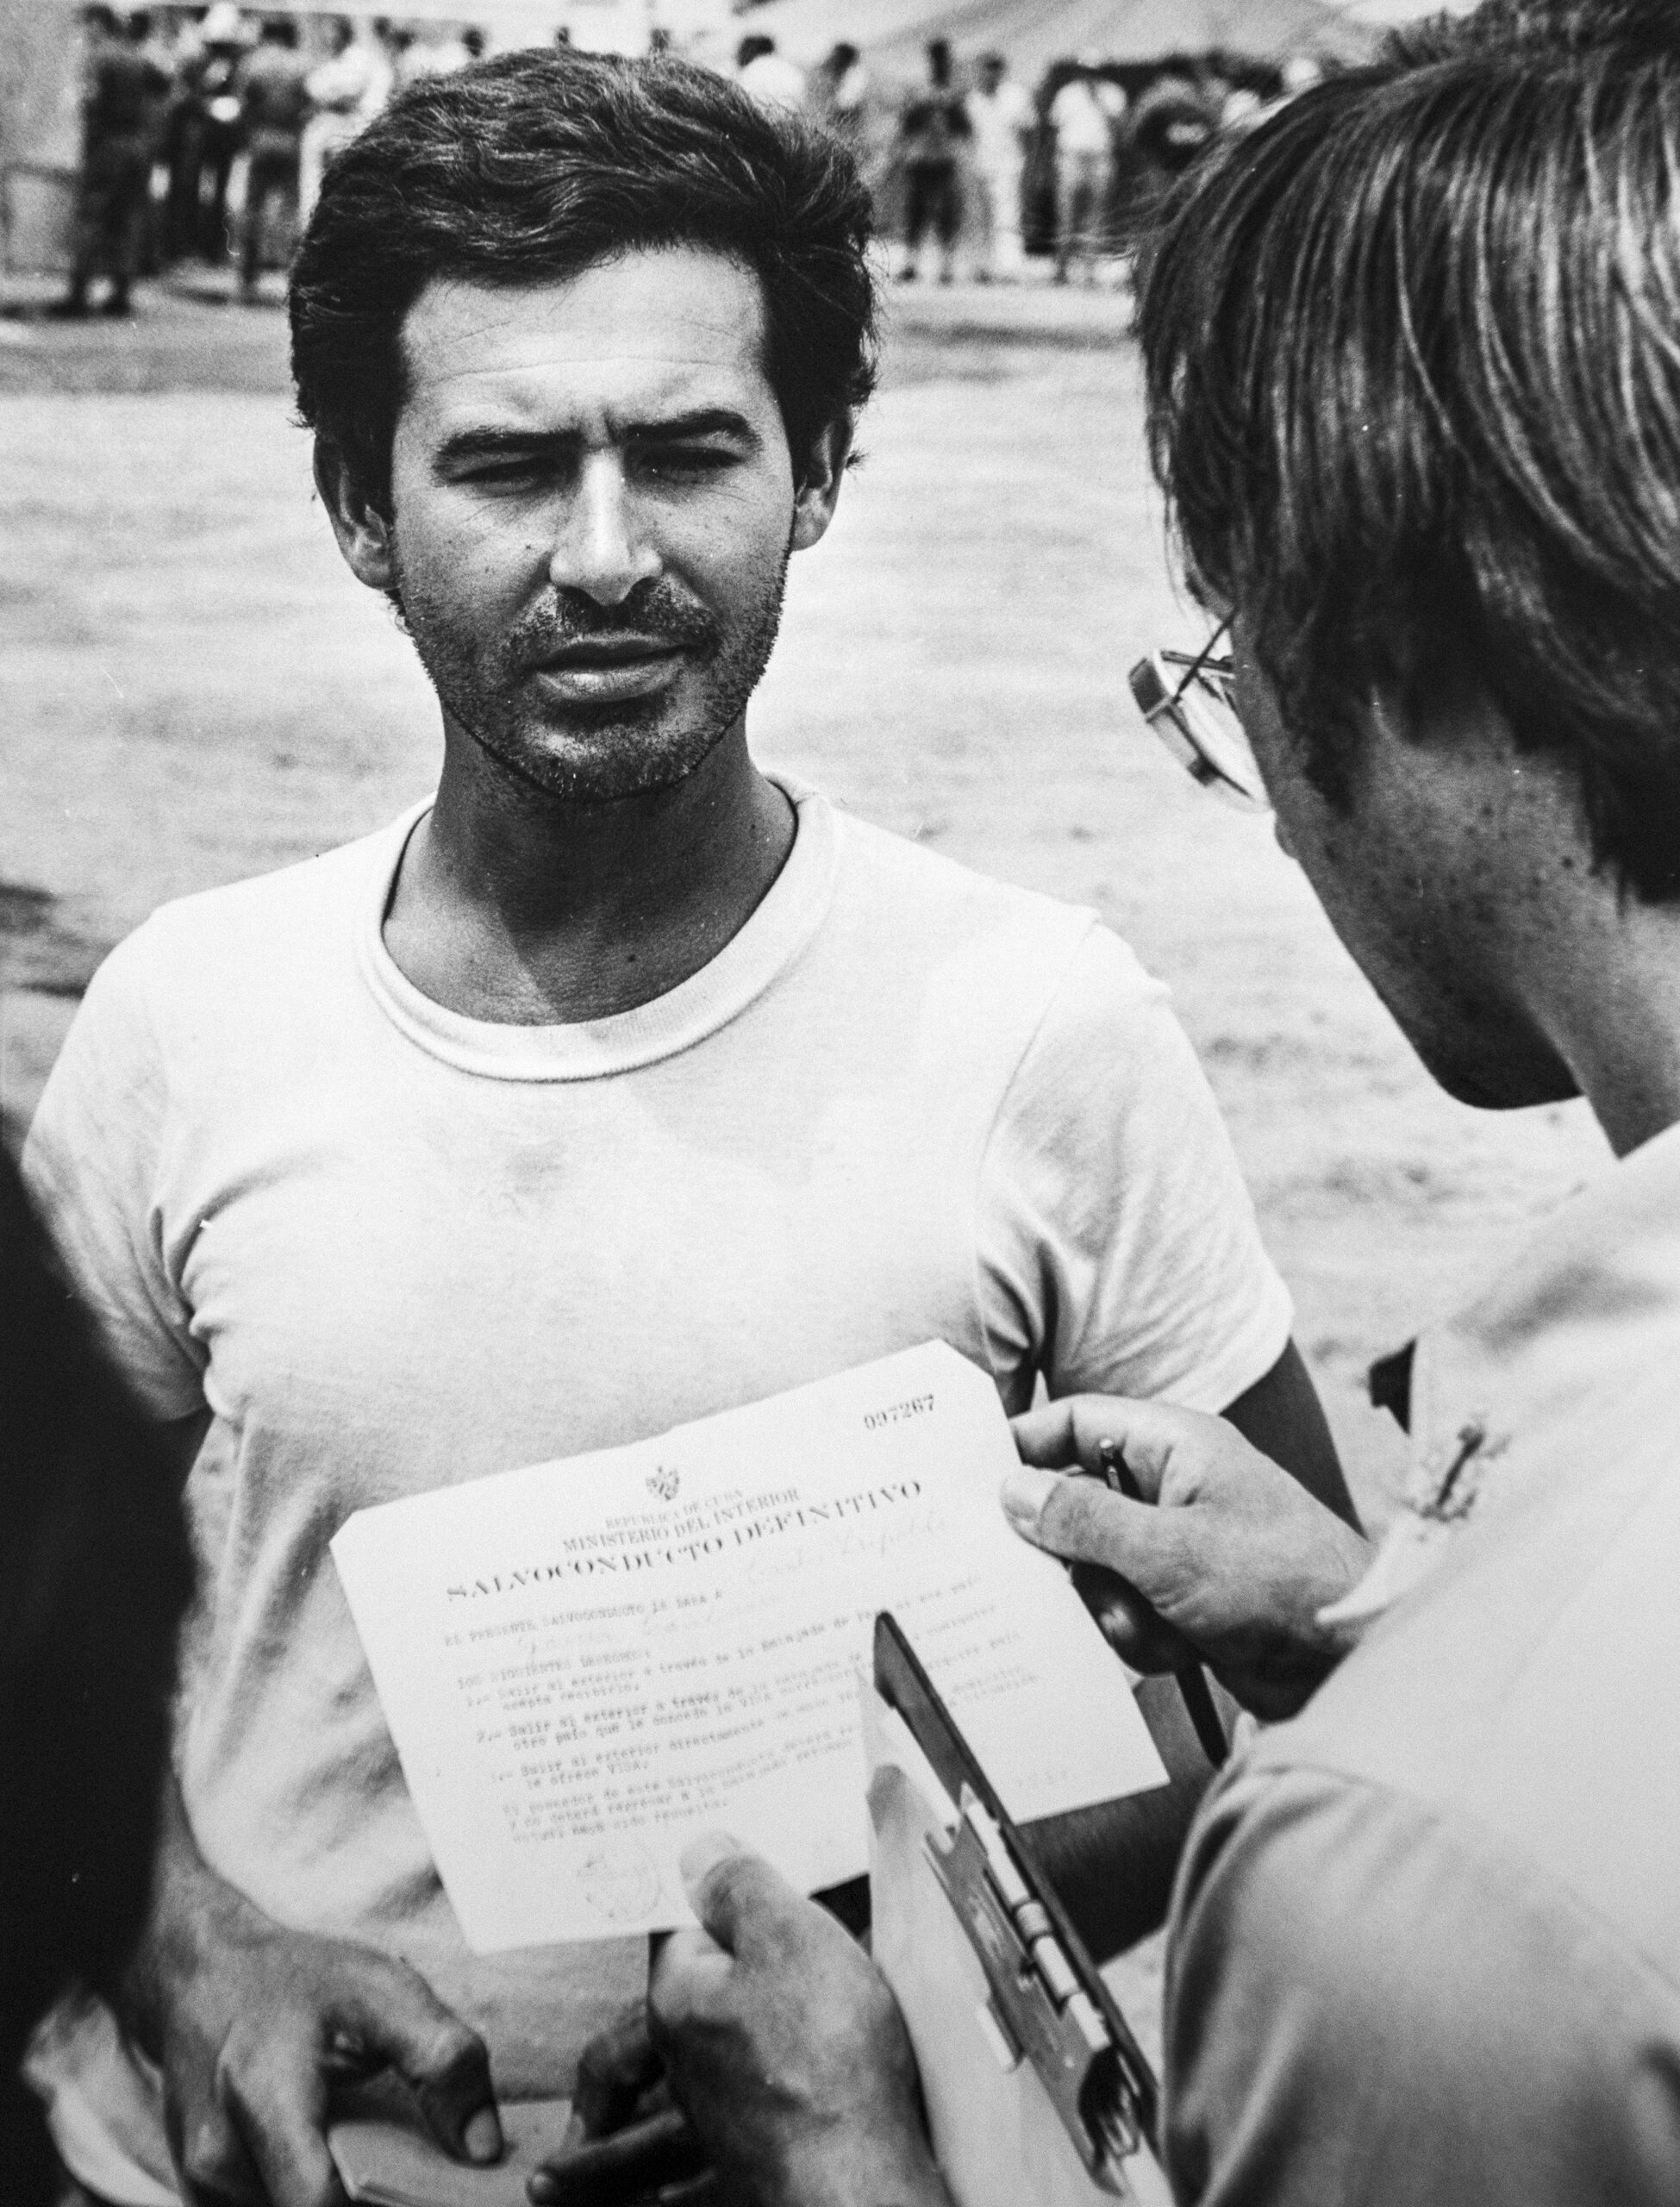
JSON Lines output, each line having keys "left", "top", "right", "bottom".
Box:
{"left": 646, "top": 1466, "right": 680, "bottom": 1503}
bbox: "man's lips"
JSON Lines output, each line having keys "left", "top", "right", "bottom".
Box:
{"left": 534, "top": 635, "right": 684, "bottom": 668}
{"left": 527, "top": 636, "right": 688, "bottom": 703}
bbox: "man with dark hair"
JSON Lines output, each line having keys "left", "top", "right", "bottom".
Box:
{"left": 236, "top": 16, "right": 309, "bottom": 302}
{"left": 53, "top": 6, "right": 170, "bottom": 319}
{"left": 23, "top": 47, "right": 1340, "bottom": 2207}
{"left": 602, "top": 5, "right": 1680, "bottom": 2202}
{"left": 895, "top": 41, "right": 971, "bottom": 284}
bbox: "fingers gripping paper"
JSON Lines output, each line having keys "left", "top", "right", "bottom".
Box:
{"left": 332, "top": 1342, "right": 1166, "bottom": 1948}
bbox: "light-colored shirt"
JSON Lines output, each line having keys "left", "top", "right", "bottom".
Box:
{"left": 304, "top": 40, "right": 386, "bottom": 123}
{"left": 737, "top": 51, "right": 808, "bottom": 115}
{"left": 970, "top": 80, "right": 1034, "bottom": 173}
{"left": 23, "top": 777, "right": 1290, "bottom": 2204}
{"left": 1050, "top": 78, "right": 1123, "bottom": 159}
{"left": 1164, "top": 1120, "right": 1680, "bottom": 2205}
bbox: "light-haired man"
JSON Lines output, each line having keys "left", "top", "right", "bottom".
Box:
{"left": 610, "top": 7, "right": 1680, "bottom": 2203}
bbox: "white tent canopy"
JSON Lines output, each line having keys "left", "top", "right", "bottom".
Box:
{"left": 253, "top": 1, "right": 569, "bottom": 28}
{"left": 741, "top": 0, "right": 1377, "bottom": 78}
{"left": 248, "top": 0, "right": 740, "bottom": 53}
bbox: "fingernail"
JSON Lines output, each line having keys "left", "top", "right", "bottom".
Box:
{"left": 465, "top": 2105, "right": 503, "bottom": 2164}
{"left": 678, "top": 1829, "right": 743, "bottom": 1895}
{"left": 1001, "top": 1463, "right": 1056, "bottom": 1536}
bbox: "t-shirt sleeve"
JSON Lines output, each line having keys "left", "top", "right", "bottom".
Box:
{"left": 22, "top": 929, "right": 207, "bottom": 1422}
{"left": 1165, "top": 1760, "right": 1680, "bottom": 2207}
{"left": 974, "top": 923, "right": 1291, "bottom": 1411}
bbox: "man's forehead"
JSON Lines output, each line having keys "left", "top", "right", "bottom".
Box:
{"left": 397, "top": 250, "right": 774, "bottom": 430}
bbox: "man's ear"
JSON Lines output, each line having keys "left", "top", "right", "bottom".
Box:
{"left": 790, "top": 414, "right": 855, "bottom": 553}
{"left": 314, "top": 438, "right": 397, "bottom": 593}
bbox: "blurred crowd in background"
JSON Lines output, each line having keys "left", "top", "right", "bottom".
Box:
{"left": 45, "top": 2, "right": 1335, "bottom": 316}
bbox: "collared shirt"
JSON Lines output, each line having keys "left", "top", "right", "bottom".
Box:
{"left": 1163, "top": 1120, "right": 1680, "bottom": 2205}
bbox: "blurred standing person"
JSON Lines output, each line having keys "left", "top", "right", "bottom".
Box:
{"left": 1050, "top": 57, "right": 1123, "bottom": 284}
{"left": 386, "top": 26, "right": 423, "bottom": 90}
{"left": 735, "top": 35, "right": 808, "bottom": 116}
{"left": 968, "top": 51, "right": 1033, "bottom": 280}
{"left": 159, "top": 8, "right": 206, "bottom": 263}
{"left": 299, "top": 16, "right": 386, "bottom": 224}
{"left": 895, "top": 39, "right": 970, "bottom": 283}
{"left": 401, "top": 27, "right": 476, "bottom": 81}
{"left": 810, "top": 41, "right": 870, "bottom": 163}
{"left": 236, "top": 16, "right": 309, "bottom": 302}
{"left": 178, "top": 3, "right": 250, "bottom": 266}
{"left": 53, "top": 6, "right": 169, "bottom": 319}
{"left": 124, "top": 10, "right": 175, "bottom": 275}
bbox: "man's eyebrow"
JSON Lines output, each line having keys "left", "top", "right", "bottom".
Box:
{"left": 434, "top": 410, "right": 757, "bottom": 466}
{"left": 627, "top": 408, "right": 757, "bottom": 441}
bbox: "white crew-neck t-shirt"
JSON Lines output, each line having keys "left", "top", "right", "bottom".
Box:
{"left": 24, "top": 776, "right": 1289, "bottom": 2202}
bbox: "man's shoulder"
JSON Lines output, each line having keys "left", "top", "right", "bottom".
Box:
{"left": 101, "top": 810, "right": 409, "bottom": 1008}
{"left": 1170, "top": 1752, "right": 1680, "bottom": 2207}
{"left": 1176, "top": 1408, "right": 1680, "bottom": 2198}
{"left": 826, "top": 803, "right": 1100, "bottom": 980}
{"left": 1241, "top": 1366, "right": 1680, "bottom": 1977}
{"left": 814, "top": 803, "right": 1179, "bottom": 1077}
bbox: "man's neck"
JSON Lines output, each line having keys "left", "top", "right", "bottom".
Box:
{"left": 1545, "top": 893, "right": 1680, "bottom": 1160}
{"left": 382, "top": 725, "right": 796, "bottom": 1024}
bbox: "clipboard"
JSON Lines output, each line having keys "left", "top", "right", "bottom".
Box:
{"left": 866, "top": 1613, "right": 1173, "bottom": 2207}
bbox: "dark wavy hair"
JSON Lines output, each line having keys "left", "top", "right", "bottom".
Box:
{"left": 1137, "top": 0, "right": 1680, "bottom": 901}
{"left": 290, "top": 49, "right": 877, "bottom": 511}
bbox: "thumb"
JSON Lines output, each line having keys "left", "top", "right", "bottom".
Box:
{"left": 354, "top": 1968, "right": 503, "bottom": 2166}
{"left": 1002, "top": 1463, "right": 1180, "bottom": 1604}
{"left": 678, "top": 1834, "right": 802, "bottom": 1960}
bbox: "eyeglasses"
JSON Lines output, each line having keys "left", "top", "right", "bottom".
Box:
{"left": 1127, "top": 622, "right": 1270, "bottom": 813}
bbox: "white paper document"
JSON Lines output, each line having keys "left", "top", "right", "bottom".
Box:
{"left": 332, "top": 1341, "right": 1166, "bottom": 1949}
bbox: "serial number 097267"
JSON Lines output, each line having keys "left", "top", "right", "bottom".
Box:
{"left": 864, "top": 1393, "right": 934, "bottom": 1431}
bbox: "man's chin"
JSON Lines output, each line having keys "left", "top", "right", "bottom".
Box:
{"left": 474, "top": 716, "right": 726, "bottom": 808}
{"left": 1415, "top": 1035, "right": 1581, "bottom": 1114}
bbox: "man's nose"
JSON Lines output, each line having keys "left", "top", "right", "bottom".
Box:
{"left": 548, "top": 454, "right": 660, "bottom": 607}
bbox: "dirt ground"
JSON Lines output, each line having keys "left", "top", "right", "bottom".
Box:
{"left": 0, "top": 273, "right": 1609, "bottom": 1529}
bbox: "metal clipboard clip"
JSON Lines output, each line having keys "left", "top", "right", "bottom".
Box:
{"left": 867, "top": 1613, "right": 1171, "bottom": 2207}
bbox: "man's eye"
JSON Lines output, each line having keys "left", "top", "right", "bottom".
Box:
{"left": 637, "top": 447, "right": 735, "bottom": 480}
{"left": 461, "top": 461, "right": 547, "bottom": 490}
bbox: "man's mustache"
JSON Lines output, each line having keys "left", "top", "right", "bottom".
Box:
{"left": 508, "top": 586, "right": 720, "bottom": 668}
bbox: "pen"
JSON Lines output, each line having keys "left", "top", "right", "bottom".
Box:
{"left": 1096, "top": 1441, "right": 1229, "bottom": 1769}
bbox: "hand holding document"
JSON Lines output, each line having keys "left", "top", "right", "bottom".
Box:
{"left": 332, "top": 1342, "right": 1166, "bottom": 1948}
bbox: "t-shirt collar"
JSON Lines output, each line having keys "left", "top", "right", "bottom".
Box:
{"left": 355, "top": 770, "right": 839, "bottom": 1082}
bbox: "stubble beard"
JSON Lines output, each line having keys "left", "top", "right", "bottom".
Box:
{"left": 390, "top": 553, "right": 792, "bottom": 808}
